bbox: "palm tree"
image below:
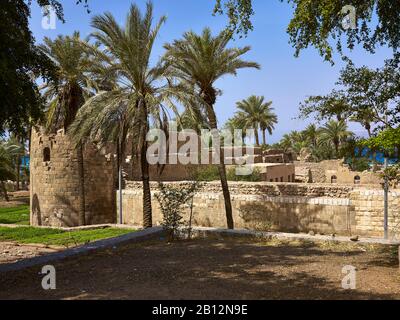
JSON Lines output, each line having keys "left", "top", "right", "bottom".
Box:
{"left": 177, "top": 107, "right": 209, "bottom": 134}
{"left": 319, "top": 120, "right": 353, "bottom": 157}
{"left": 303, "top": 124, "right": 319, "bottom": 148}
{"left": 6, "top": 135, "right": 25, "bottom": 191}
{"left": 224, "top": 117, "right": 247, "bottom": 144}
{"left": 259, "top": 101, "right": 277, "bottom": 146}
{"left": 70, "top": 2, "right": 168, "bottom": 228}
{"left": 39, "top": 31, "right": 97, "bottom": 226}
{"left": 164, "top": 28, "right": 259, "bottom": 229}
{"left": 235, "top": 96, "right": 276, "bottom": 146}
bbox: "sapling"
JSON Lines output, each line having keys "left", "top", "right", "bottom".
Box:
{"left": 156, "top": 181, "right": 202, "bottom": 242}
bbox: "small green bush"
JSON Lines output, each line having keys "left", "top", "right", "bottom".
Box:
{"left": 156, "top": 181, "right": 202, "bottom": 241}
{"left": 349, "top": 158, "right": 371, "bottom": 172}
{"left": 193, "top": 166, "right": 220, "bottom": 181}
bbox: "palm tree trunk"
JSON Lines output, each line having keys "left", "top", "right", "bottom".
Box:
{"left": 334, "top": 142, "right": 339, "bottom": 158}
{"left": 254, "top": 129, "right": 260, "bottom": 146}
{"left": 1, "top": 181, "right": 9, "bottom": 202}
{"left": 77, "top": 143, "right": 86, "bottom": 226}
{"left": 140, "top": 101, "right": 152, "bottom": 229}
{"left": 206, "top": 105, "right": 234, "bottom": 230}
{"left": 262, "top": 129, "right": 267, "bottom": 146}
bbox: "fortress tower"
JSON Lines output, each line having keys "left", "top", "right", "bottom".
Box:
{"left": 30, "top": 128, "right": 116, "bottom": 227}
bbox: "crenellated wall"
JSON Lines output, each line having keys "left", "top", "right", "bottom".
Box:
{"left": 120, "top": 181, "right": 400, "bottom": 239}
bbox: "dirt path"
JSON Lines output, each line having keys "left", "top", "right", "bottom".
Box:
{"left": 0, "top": 238, "right": 399, "bottom": 300}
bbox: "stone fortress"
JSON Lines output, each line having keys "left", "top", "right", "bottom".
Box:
{"left": 30, "top": 130, "right": 398, "bottom": 239}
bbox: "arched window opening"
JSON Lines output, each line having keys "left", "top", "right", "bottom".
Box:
{"left": 354, "top": 176, "right": 361, "bottom": 185}
{"left": 331, "top": 175, "right": 337, "bottom": 184}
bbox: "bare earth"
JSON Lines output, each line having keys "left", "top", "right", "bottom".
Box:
{"left": 0, "top": 238, "right": 399, "bottom": 300}
{"left": 0, "top": 242, "right": 59, "bottom": 264}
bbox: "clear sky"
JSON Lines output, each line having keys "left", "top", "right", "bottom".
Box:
{"left": 29, "top": 0, "right": 393, "bottom": 143}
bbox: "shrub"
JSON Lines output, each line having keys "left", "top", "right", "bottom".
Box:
{"left": 155, "top": 181, "right": 202, "bottom": 241}
{"left": 349, "top": 158, "right": 371, "bottom": 172}
{"left": 193, "top": 166, "right": 220, "bottom": 181}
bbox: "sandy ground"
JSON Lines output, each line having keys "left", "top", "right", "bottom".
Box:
{"left": 0, "top": 238, "right": 399, "bottom": 300}
{"left": 0, "top": 242, "right": 59, "bottom": 264}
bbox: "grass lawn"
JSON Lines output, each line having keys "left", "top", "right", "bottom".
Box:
{"left": 0, "top": 226, "right": 134, "bottom": 247}
{"left": 0, "top": 205, "right": 30, "bottom": 225}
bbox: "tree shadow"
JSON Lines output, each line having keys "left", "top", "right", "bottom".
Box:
{"left": 0, "top": 238, "right": 398, "bottom": 300}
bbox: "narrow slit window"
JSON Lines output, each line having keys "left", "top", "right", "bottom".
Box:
{"left": 43, "top": 147, "right": 51, "bottom": 162}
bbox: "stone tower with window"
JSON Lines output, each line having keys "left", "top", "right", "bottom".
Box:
{"left": 30, "top": 128, "right": 116, "bottom": 227}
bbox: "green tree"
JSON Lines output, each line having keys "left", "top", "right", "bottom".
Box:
{"left": 6, "top": 135, "right": 26, "bottom": 191}
{"left": 259, "top": 103, "right": 278, "bottom": 146}
{"left": 338, "top": 61, "right": 400, "bottom": 132}
{"left": 216, "top": 1, "right": 399, "bottom": 63}
{"left": 0, "top": 0, "right": 56, "bottom": 136}
{"left": 235, "top": 96, "right": 277, "bottom": 146}
{"left": 285, "top": 0, "right": 400, "bottom": 63}
{"left": 303, "top": 124, "right": 319, "bottom": 149}
{"left": 224, "top": 116, "right": 247, "bottom": 144}
{"left": 364, "top": 127, "right": 400, "bottom": 158}
{"left": 71, "top": 2, "right": 168, "bottom": 229}
{"left": 298, "top": 90, "right": 350, "bottom": 123}
{"left": 213, "top": 0, "right": 254, "bottom": 37}
{"left": 39, "top": 32, "right": 97, "bottom": 226}
{"left": 319, "top": 120, "right": 353, "bottom": 157}
{"left": 164, "top": 28, "right": 260, "bottom": 229}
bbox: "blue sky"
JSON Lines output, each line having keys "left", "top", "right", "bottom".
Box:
{"left": 29, "top": 0, "right": 393, "bottom": 143}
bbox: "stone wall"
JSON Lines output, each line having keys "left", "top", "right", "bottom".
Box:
{"left": 120, "top": 181, "right": 400, "bottom": 239}
{"left": 295, "top": 160, "right": 382, "bottom": 185}
{"left": 30, "top": 128, "right": 116, "bottom": 227}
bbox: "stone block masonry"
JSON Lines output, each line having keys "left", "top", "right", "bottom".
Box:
{"left": 30, "top": 128, "right": 116, "bottom": 227}
{"left": 120, "top": 181, "right": 400, "bottom": 239}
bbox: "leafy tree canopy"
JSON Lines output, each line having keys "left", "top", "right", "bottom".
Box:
{"left": 284, "top": 0, "right": 400, "bottom": 63}
{"left": 213, "top": 0, "right": 254, "bottom": 37}
{"left": 0, "top": 0, "right": 90, "bottom": 137}
{"left": 215, "top": 1, "right": 400, "bottom": 62}
{"left": 363, "top": 128, "right": 400, "bottom": 153}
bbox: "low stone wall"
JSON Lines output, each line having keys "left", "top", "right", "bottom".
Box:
{"left": 120, "top": 181, "right": 400, "bottom": 238}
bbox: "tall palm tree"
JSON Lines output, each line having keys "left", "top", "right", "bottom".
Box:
{"left": 39, "top": 32, "right": 97, "bottom": 226}
{"left": 319, "top": 120, "right": 353, "bottom": 157}
{"left": 259, "top": 101, "right": 277, "bottom": 146}
{"left": 70, "top": 2, "right": 168, "bottom": 228}
{"left": 164, "top": 28, "right": 260, "bottom": 229}
{"left": 235, "top": 96, "right": 276, "bottom": 146}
